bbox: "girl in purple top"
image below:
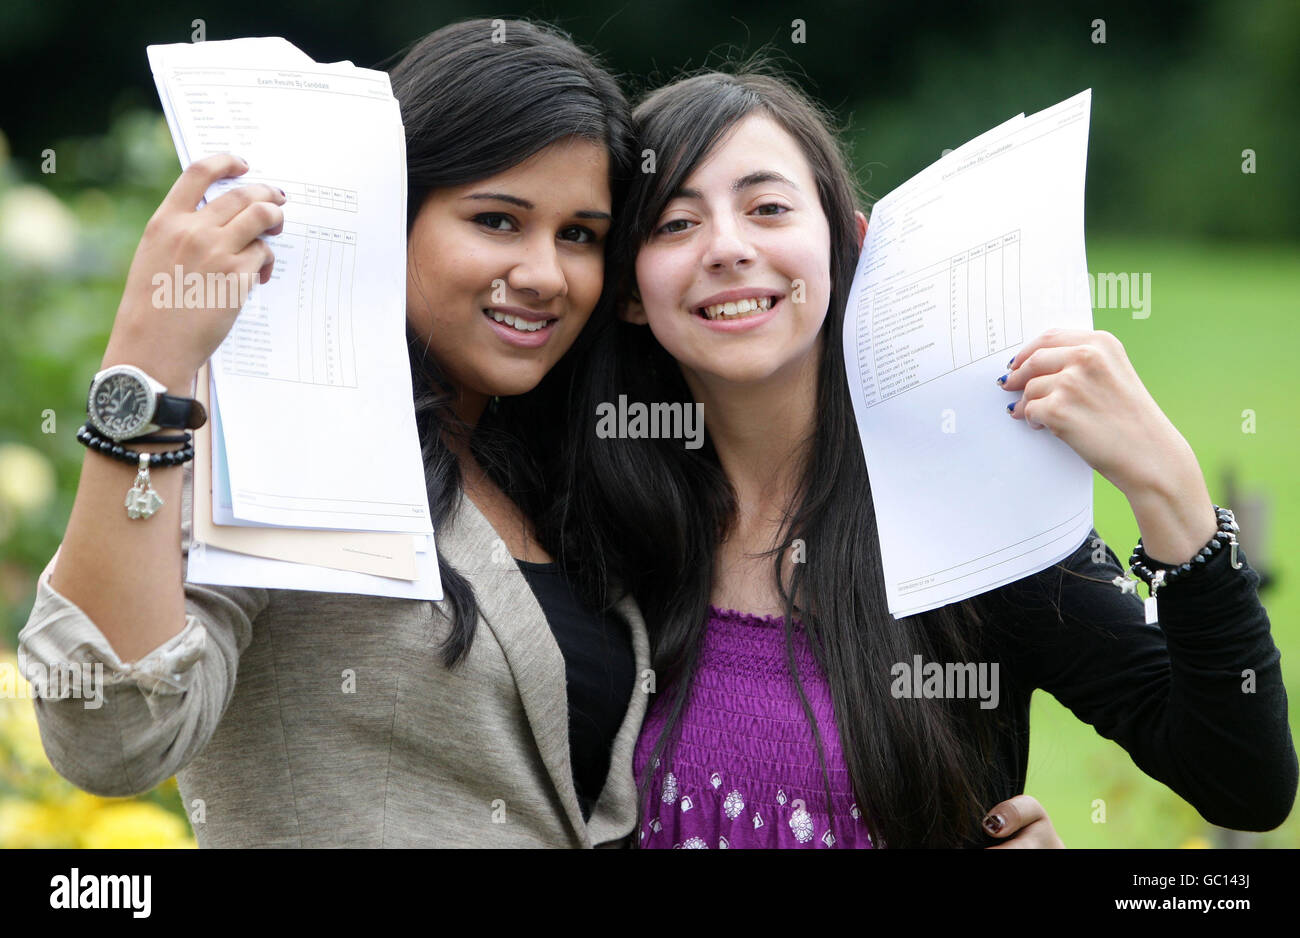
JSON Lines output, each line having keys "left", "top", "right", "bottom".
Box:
{"left": 557, "top": 66, "right": 1294, "bottom": 848}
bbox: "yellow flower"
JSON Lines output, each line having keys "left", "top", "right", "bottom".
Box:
{"left": 61, "top": 789, "right": 112, "bottom": 832}
{"left": 80, "top": 801, "right": 195, "bottom": 849}
{"left": 0, "top": 798, "right": 73, "bottom": 848}
{"left": 0, "top": 653, "right": 195, "bottom": 848}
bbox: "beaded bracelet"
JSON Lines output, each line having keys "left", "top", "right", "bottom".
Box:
{"left": 76, "top": 420, "right": 194, "bottom": 520}
{"left": 1112, "top": 505, "right": 1243, "bottom": 624}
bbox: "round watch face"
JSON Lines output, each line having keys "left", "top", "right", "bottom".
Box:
{"left": 90, "top": 371, "right": 154, "bottom": 439}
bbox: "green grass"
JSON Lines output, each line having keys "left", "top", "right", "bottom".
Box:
{"left": 1025, "top": 238, "right": 1300, "bottom": 847}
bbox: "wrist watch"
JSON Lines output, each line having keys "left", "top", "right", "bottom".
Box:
{"left": 86, "top": 364, "right": 207, "bottom": 442}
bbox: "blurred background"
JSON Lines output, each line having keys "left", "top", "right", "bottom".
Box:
{"left": 1, "top": 0, "right": 1296, "bottom": 847}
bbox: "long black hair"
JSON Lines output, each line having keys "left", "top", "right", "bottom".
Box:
{"left": 384, "top": 18, "right": 634, "bottom": 667}
{"left": 560, "top": 66, "right": 1024, "bottom": 848}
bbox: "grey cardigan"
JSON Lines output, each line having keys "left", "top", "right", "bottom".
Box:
{"left": 18, "top": 461, "right": 651, "bottom": 847}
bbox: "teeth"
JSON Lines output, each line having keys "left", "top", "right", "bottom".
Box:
{"left": 487, "top": 310, "right": 549, "bottom": 332}
{"left": 699, "top": 296, "right": 773, "bottom": 320}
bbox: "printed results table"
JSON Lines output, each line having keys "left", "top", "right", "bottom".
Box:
{"left": 856, "top": 230, "right": 1023, "bottom": 406}
{"left": 219, "top": 221, "right": 359, "bottom": 389}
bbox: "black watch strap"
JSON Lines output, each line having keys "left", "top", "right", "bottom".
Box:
{"left": 154, "top": 392, "right": 208, "bottom": 430}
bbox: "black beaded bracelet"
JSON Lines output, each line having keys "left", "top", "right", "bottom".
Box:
{"left": 1127, "top": 505, "right": 1242, "bottom": 587}
{"left": 76, "top": 420, "right": 194, "bottom": 520}
{"left": 76, "top": 421, "right": 194, "bottom": 467}
{"left": 1113, "top": 506, "right": 1243, "bottom": 624}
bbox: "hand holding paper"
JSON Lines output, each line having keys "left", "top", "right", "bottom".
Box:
{"left": 842, "top": 89, "right": 1096, "bottom": 618}
{"left": 147, "top": 37, "right": 441, "bottom": 600}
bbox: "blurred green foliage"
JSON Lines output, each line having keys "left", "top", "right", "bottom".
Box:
{"left": 3, "top": 0, "right": 1298, "bottom": 239}
{"left": 0, "top": 115, "right": 175, "bottom": 641}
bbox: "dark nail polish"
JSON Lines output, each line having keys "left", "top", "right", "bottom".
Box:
{"left": 1008, "top": 356, "right": 1015, "bottom": 367}
{"left": 997, "top": 374, "right": 1007, "bottom": 385}
{"left": 1006, "top": 403, "right": 1015, "bottom": 415}
{"left": 983, "top": 813, "right": 1005, "bottom": 834}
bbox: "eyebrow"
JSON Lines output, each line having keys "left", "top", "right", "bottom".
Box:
{"left": 671, "top": 170, "right": 801, "bottom": 202}
{"left": 461, "top": 192, "right": 611, "bottom": 221}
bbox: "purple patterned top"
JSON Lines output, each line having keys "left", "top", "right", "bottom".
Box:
{"left": 632, "top": 606, "right": 873, "bottom": 849}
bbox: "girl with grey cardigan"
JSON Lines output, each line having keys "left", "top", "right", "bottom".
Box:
{"left": 19, "top": 19, "right": 648, "bottom": 848}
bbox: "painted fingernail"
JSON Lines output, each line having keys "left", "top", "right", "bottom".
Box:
{"left": 1007, "top": 356, "right": 1016, "bottom": 367}
{"left": 1006, "top": 403, "right": 1015, "bottom": 415}
{"left": 983, "top": 813, "right": 1005, "bottom": 834}
{"left": 996, "top": 373, "right": 1007, "bottom": 385}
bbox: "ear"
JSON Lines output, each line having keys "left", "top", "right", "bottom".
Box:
{"left": 854, "top": 210, "right": 868, "bottom": 251}
{"left": 619, "top": 288, "right": 649, "bottom": 325}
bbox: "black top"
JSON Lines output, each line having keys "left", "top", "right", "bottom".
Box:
{"left": 966, "top": 527, "right": 1296, "bottom": 845}
{"left": 516, "top": 559, "right": 637, "bottom": 822}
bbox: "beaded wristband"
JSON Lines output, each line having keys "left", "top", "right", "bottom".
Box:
{"left": 1128, "top": 506, "right": 1242, "bottom": 584}
{"left": 1113, "top": 505, "right": 1243, "bottom": 625}
{"left": 75, "top": 421, "right": 193, "bottom": 520}
{"left": 76, "top": 422, "right": 194, "bottom": 466}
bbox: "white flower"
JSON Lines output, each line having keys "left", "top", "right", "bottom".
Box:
{"left": 790, "top": 804, "right": 814, "bottom": 843}
{"left": 0, "top": 185, "right": 77, "bottom": 270}
{"left": 723, "top": 789, "right": 745, "bottom": 820}
{"left": 661, "top": 771, "right": 678, "bottom": 804}
{"left": 682, "top": 836, "right": 707, "bottom": 849}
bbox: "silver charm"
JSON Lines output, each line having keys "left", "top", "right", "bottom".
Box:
{"left": 1227, "top": 531, "right": 1242, "bottom": 570}
{"left": 1144, "top": 569, "right": 1165, "bottom": 625}
{"left": 1112, "top": 573, "right": 1139, "bottom": 596}
{"left": 125, "top": 454, "right": 163, "bottom": 520}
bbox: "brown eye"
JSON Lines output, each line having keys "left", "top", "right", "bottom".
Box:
{"left": 655, "top": 218, "right": 692, "bottom": 235}
{"left": 474, "top": 213, "right": 517, "bottom": 232}
{"left": 560, "top": 225, "right": 599, "bottom": 244}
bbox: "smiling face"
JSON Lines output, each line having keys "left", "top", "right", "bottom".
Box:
{"left": 630, "top": 113, "right": 833, "bottom": 392}
{"left": 406, "top": 136, "right": 611, "bottom": 409}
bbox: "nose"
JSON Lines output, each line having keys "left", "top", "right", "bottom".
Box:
{"left": 702, "top": 213, "right": 756, "bottom": 272}
{"left": 507, "top": 234, "right": 567, "bottom": 301}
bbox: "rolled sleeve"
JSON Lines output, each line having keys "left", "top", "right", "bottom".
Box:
{"left": 15, "top": 461, "right": 269, "bottom": 797}
{"left": 20, "top": 551, "right": 209, "bottom": 715}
